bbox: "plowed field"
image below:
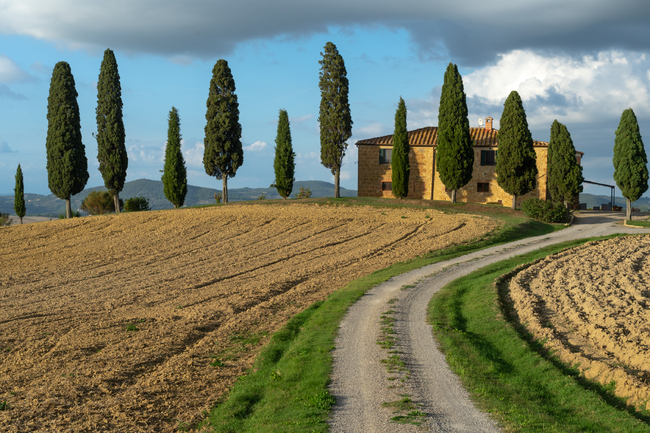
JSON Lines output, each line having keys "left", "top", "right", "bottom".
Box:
{"left": 0, "top": 203, "right": 498, "bottom": 432}
{"left": 509, "top": 235, "right": 650, "bottom": 409}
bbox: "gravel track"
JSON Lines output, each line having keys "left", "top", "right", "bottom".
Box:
{"left": 329, "top": 211, "right": 650, "bottom": 432}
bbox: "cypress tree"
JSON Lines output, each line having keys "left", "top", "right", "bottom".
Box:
{"left": 391, "top": 97, "right": 409, "bottom": 199}
{"left": 496, "top": 90, "right": 537, "bottom": 209}
{"left": 613, "top": 108, "right": 648, "bottom": 221}
{"left": 273, "top": 109, "right": 295, "bottom": 199}
{"left": 203, "top": 59, "right": 243, "bottom": 203}
{"left": 46, "top": 61, "right": 89, "bottom": 218}
{"left": 436, "top": 63, "right": 474, "bottom": 203}
{"left": 162, "top": 106, "right": 187, "bottom": 208}
{"left": 319, "top": 42, "right": 352, "bottom": 199}
{"left": 14, "top": 164, "right": 25, "bottom": 224}
{"left": 547, "top": 120, "right": 583, "bottom": 206}
{"left": 96, "top": 48, "right": 127, "bottom": 213}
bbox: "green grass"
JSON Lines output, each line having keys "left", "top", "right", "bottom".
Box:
{"left": 428, "top": 234, "right": 650, "bottom": 432}
{"left": 626, "top": 219, "right": 650, "bottom": 228}
{"left": 198, "top": 212, "right": 560, "bottom": 432}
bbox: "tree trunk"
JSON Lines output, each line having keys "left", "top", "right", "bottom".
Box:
{"left": 627, "top": 197, "right": 632, "bottom": 221}
{"left": 511, "top": 194, "right": 517, "bottom": 210}
{"left": 451, "top": 189, "right": 457, "bottom": 204}
{"left": 66, "top": 198, "right": 72, "bottom": 218}
{"left": 223, "top": 177, "right": 228, "bottom": 203}
{"left": 334, "top": 170, "right": 340, "bottom": 198}
{"left": 20, "top": 216, "right": 23, "bottom": 225}
{"left": 114, "top": 192, "right": 120, "bottom": 213}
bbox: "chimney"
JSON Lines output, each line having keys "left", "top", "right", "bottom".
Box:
{"left": 485, "top": 117, "right": 493, "bottom": 131}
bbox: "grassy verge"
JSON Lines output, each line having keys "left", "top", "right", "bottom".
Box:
{"left": 428, "top": 234, "right": 650, "bottom": 432}
{"left": 199, "top": 213, "right": 560, "bottom": 432}
{"left": 626, "top": 220, "right": 650, "bottom": 228}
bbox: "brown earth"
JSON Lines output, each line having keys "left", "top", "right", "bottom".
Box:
{"left": 0, "top": 203, "right": 498, "bottom": 432}
{"left": 508, "top": 235, "right": 650, "bottom": 409}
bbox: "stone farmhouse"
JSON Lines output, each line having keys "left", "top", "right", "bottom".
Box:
{"left": 356, "top": 117, "right": 584, "bottom": 207}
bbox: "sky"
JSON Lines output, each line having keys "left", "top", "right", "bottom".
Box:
{"left": 2, "top": 1, "right": 650, "bottom": 198}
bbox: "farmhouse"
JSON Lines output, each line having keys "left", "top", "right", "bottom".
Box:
{"left": 356, "top": 117, "right": 584, "bottom": 207}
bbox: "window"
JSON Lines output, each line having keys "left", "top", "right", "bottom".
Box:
{"left": 379, "top": 149, "right": 392, "bottom": 164}
{"left": 477, "top": 183, "right": 490, "bottom": 192}
{"left": 381, "top": 181, "right": 392, "bottom": 191}
{"left": 480, "top": 150, "right": 496, "bottom": 166}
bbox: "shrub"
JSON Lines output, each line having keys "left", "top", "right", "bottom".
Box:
{"left": 214, "top": 192, "right": 222, "bottom": 204}
{"left": 295, "top": 186, "right": 312, "bottom": 199}
{"left": 58, "top": 210, "right": 81, "bottom": 219}
{"left": 521, "top": 198, "right": 569, "bottom": 223}
{"left": 81, "top": 191, "right": 123, "bottom": 215}
{"left": 0, "top": 213, "right": 11, "bottom": 226}
{"left": 124, "top": 196, "right": 151, "bottom": 212}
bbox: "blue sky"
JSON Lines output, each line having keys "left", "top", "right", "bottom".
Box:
{"left": 2, "top": 1, "right": 650, "bottom": 198}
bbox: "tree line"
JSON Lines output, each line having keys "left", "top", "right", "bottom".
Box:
{"left": 9, "top": 42, "right": 353, "bottom": 221}
{"left": 12, "top": 43, "right": 644, "bottom": 221}
{"left": 387, "top": 62, "right": 647, "bottom": 220}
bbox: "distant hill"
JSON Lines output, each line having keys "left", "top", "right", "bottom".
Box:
{"left": 580, "top": 193, "right": 649, "bottom": 211}
{"left": 0, "top": 179, "right": 357, "bottom": 217}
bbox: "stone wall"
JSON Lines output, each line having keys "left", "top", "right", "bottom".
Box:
{"left": 358, "top": 144, "right": 549, "bottom": 207}
{"left": 357, "top": 145, "right": 434, "bottom": 199}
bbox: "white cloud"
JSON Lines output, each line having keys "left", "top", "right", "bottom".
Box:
{"left": 127, "top": 143, "right": 165, "bottom": 164}
{"left": 244, "top": 140, "right": 267, "bottom": 152}
{"left": 296, "top": 151, "right": 319, "bottom": 161}
{"left": 290, "top": 114, "right": 313, "bottom": 123}
{"left": 183, "top": 140, "right": 205, "bottom": 168}
{"left": 463, "top": 49, "right": 650, "bottom": 127}
{"left": 0, "top": 55, "right": 33, "bottom": 83}
{"left": 357, "top": 122, "right": 389, "bottom": 137}
{"left": 0, "top": 138, "right": 16, "bottom": 153}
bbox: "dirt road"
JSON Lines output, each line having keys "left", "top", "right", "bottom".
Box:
{"left": 329, "top": 211, "right": 650, "bottom": 432}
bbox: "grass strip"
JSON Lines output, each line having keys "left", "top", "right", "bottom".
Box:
{"left": 200, "top": 214, "right": 560, "bottom": 432}
{"left": 626, "top": 220, "right": 650, "bottom": 228}
{"left": 428, "top": 234, "right": 650, "bottom": 432}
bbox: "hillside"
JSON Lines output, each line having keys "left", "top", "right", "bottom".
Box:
{"left": 579, "top": 192, "right": 649, "bottom": 211}
{"left": 0, "top": 179, "right": 357, "bottom": 217}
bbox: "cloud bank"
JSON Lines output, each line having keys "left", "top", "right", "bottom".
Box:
{"left": 2, "top": 1, "right": 650, "bottom": 64}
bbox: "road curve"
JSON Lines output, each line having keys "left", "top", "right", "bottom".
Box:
{"left": 328, "top": 212, "right": 650, "bottom": 432}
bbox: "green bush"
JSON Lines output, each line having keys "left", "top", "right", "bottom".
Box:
{"left": 295, "top": 186, "right": 312, "bottom": 199}
{"left": 521, "top": 198, "right": 569, "bottom": 223}
{"left": 0, "top": 213, "right": 11, "bottom": 226}
{"left": 58, "top": 210, "right": 81, "bottom": 219}
{"left": 124, "top": 196, "right": 151, "bottom": 212}
{"left": 80, "top": 191, "right": 123, "bottom": 215}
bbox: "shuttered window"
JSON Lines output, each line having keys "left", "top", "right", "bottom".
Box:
{"left": 480, "top": 150, "right": 496, "bottom": 166}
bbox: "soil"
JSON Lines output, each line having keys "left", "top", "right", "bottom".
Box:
{"left": 508, "top": 235, "right": 650, "bottom": 409}
{"left": 0, "top": 203, "right": 498, "bottom": 432}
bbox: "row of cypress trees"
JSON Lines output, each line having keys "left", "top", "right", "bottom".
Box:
{"left": 42, "top": 50, "right": 237, "bottom": 214}
{"left": 37, "top": 44, "right": 645, "bottom": 216}
{"left": 39, "top": 41, "right": 355, "bottom": 213}
{"left": 387, "top": 62, "right": 589, "bottom": 210}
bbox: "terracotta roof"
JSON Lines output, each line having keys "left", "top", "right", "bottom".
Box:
{"left": 356, "top": 126, "right": 548, "bottom": 147}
